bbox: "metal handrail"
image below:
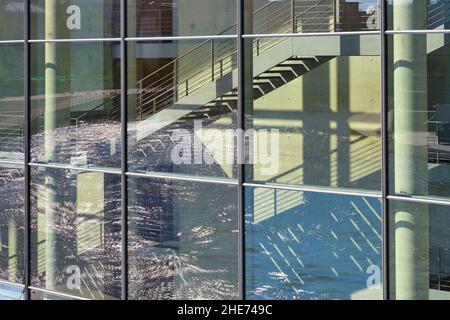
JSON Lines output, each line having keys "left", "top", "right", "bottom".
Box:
{"left": 70, "top": 94, "right": 120, "bottom": 124}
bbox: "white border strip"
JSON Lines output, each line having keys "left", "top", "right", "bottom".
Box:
{"left": 28, "top": 38, "right": 121, "bottom": 43}
{"left": 0, "top": 279, "right": 25, "bottom": 288}
{"left": 0, "top": 40, "right": 25, "bottom": 44}
{"left": 243, "top": 182, "right": 382, "bottom": 198}
{"left": 126, "top": 35, "right": 238, "bottom": 41}
{"left": 126, "top": 171, "right": 239, "bottom": 185}
{"left": 28, "top": 286, "right": 89, "bottom": 300}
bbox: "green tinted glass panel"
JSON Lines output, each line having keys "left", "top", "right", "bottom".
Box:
{"left": 245, "top": 35, "right": 381, "bottom": 192}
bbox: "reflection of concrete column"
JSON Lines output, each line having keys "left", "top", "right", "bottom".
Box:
{"left": 393, "top": 1, "right": 429, "bottom": 300}
{"left": 45, "top": 1, "right": 57, "bottom": 160}
{"left": 44, "top": 0, "right": 58, "bottom": 290}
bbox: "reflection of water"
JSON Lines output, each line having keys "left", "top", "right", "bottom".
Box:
{"left": 246, "top": 191, "right": 382, "bottom": 300}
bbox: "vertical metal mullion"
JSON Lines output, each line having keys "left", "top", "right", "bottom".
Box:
{"left": 380, "top": 0, "right": 390, "bottom": 301}
{"left": 23, "top": 0, "right": 31, "bottom": 301}
{"left": 237, "top": 0, "right": 245, "bottom": 300}
{"left": 120, "top": 0, "right": 128, "bottom": 301}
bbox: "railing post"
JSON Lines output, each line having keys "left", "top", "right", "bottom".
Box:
{"left": 138, "top": 81, "right": 143, "bottom": 121}
{"left": 291, "top": 0, "right": 296, "bottom": 33}
{"left": 159, "top": 9, "right": 162, "bottom": 35}
{"left": 186, "top": 79, "right": 189, "bottom": 96}
{"left": 211, "top": 38, "right": 215, "bottom": 81}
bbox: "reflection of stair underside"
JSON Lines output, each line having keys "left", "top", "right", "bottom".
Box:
{"left": 133, "top": 35, "right": 380, "bottom": 142}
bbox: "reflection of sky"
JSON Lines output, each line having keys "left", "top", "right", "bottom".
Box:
{"left": 0, "top": 284, "right": 24, "bottom": 300}
{"left": 246, "top": 190, "right": 382, "bottom": 300}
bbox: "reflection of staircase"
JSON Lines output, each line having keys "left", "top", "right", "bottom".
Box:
{"left": 73, "top": 0, "right": 382, "bottom": 133}
{"left": 130, "top": 0, "right": 339, "bottom": 139}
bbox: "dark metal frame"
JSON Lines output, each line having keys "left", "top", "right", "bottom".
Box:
{"left": 237, "top": 0, "right": 246, "bottom": 301}
{"left": 380, "top": 0, "right": 389, "bottom": 301}
{"left": 23, "top": 0, "right": 31, "bottom": 301}
{"left": 120, "top": 0, "right": 128, "bottom": 301}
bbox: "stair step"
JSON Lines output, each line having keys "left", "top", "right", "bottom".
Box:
{"left": 253, "top": 88, "right": 264, "bottom": 99}
{"left": 256, "top": 76, "right": 286, "bottom": 83}
{"left": 265, "top": 68, "right": 296, "bottom": 74}
{"left": 254, "top": 82, "right": 276, "bottom": 94}
{"left": 253, "top": 80, "right": 276, "bottom": 90}
{"left": 289, "top": 56, "right": 318, "bottom": 62}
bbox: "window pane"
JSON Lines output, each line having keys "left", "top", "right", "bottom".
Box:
{"left": 30, "top": 0, "right": 120, "bottom": 39}
{"left": 0, "top": 283, "right": 25, "bottom": 300}
{"left": 245, "top": 35, "right": 381, "bottom": 192}
{"left": 127, "top": 40, "right": 237, "bottom": 179}
{"left": 30, "top": 167, "right": 121, "bottom": 300}
{"left": 246, "top": 187, "right": 383, "bottom": 300}
{"left": 30, "top": 42, "right": 121, "bottom": 169}
{"left": 0, "top": 0, "right": 24, "bottom": 40}
{"left": 249, "top": 0, "right": 380, "bottom": 34}
{"left": 387, "top": 0, "right": 450, "bottom": 30}
{"left": 387, "top": 33, "right": 450, "bottom": 200}
{"left": 128, "top": 177, "right": 238, "bottom": 300}
{"left": 0, "top": 44, "right": 24, "bottom": 162}
{"left": 128, "top": 0, "right": 237, "bottom": 37}
{"left": 389, "top": 200, "right": 450, "bottom": 300}
{"left": 0, "top": 164, "right": 25, "bottom": 285}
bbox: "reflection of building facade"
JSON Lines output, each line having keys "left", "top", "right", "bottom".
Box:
{"left": 1, "top": 0, "right": 450, "bottom": 300}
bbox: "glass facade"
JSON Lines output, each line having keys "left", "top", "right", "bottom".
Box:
{"left": 0, "top": 0, "right": 449, "bottom": 301}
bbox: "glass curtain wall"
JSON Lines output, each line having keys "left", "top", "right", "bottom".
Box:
{"left": 0, "top": 0, "right": 450, "bottom": 300}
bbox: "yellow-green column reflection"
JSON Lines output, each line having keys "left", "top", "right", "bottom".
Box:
{"left": 393, "top": 0, "right": 429, "bottom": 300}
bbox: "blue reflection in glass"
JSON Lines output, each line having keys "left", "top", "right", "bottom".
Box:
{"left": 246, "top": 188, "right": 382, "bottom": 300}
{"left": 0, "top": 283, "right": 25, "bottom": 300}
